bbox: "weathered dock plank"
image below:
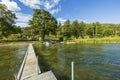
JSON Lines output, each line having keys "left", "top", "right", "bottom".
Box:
{"left": 21, "top": 44, "right": 40, "bottom": 79}
{"left": 26, "top": 71, "right": 57, "bottom": 80}
{"left": 17, "top": 44, "right": 41, "bottom": 80}
{"left": 16, "top": 44, "right": 57, "bottom": 80}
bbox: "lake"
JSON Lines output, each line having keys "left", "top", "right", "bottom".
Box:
{"left": 35, "top": 43, "right": 120, "bottom": 80}
{"left": 0, "top": 43, "right": 120, "bottom": 80}
{"left": 0, "top": 44, "right": 27, "bottom": 80}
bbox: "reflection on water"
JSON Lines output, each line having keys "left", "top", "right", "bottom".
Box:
{"left": 35, "top": 43, "right": 120, "bottom": 80}
{"left": 0, "top": 44, "right": 27, "bottom": 80}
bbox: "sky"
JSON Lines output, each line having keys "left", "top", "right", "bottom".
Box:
{"left": 1, "top": 0, "right": 120, "bottom": 27}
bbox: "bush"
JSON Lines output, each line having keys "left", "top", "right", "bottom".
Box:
{"left": 59, "top": 37, "right": 63, "bottom": 41}
{"left": 8, "top": 34, "right": 21, "bottom": 40}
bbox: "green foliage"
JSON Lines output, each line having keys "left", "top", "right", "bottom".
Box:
{"left": 58, "top": 20, "right": 120, "bottom": 40}
{"left": 1, "top": 4, "right": 120, "bottom": 41}
{"left": 0, "top": 3, "right": 16, "bottom": 38}
{"left": 62, "top": 20, "right": 72, "bottom": 39}
{"left": 86, "top": 24, "right": 94, "bottom": 38}
{"left": 79, "top": 21, "right": 86, "bottom": 38}
{"left": 29, "top": 9, "right": 57, "bottom": 40}
{"left": 8, "top": 34, "right": 21, "bottom": 40}
{"left": 71, "top": 20, "right": 79, "bottom": 39}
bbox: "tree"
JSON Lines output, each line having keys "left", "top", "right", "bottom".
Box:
{"left": 57, "top": 22, "right": 62, "bottom": 36}
{"left": 79, "top": 21, "right": 86, "bottom": 38}
{"left": 11, "top": 25, "right": 22, "bottom": 34}
{"left": 48, "top": 17, "right": 58, "bottom": 36}
{"left": 62, "top": 20, "right": 72, "bottom": 39}
{"left": 97, "top": 25, "right": 105, "bottom": 37}
{"left": 86, "top": 24, "right": 94, "bottom": 38}
{"left": 0, "top": 3, "right": 16, "bottom": 38}
{"left": 29, "top": 9, "right": 57, "bottom": 40}
{"left": 71, "top": 20, "right": 79, "bottom": 39}
{"left": 92, "top": 22, "right": 101, "bottom": 38}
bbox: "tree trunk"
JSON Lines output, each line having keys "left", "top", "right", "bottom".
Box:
{"left": 76, "top": 36, "right": 79, "bottom": 39}
{"left": 41, "top": 32, "right": 45, "bottom": 40}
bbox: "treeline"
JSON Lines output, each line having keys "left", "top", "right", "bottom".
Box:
{"left": 1, "top": 3, "right": 120, "bottom": 41}
{"left": 58, "top": 20, "right": 120, "bottom": 39}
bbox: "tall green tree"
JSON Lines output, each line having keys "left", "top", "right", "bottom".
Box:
{"left": 92, "top": 22, "right": 101, "bottom": 38}
{"left": 0, "top": 3, "right": 16, "bottom": 38}
{"left": 79, "top": 21, "right": 86, "bottom": 38}
{"left": 57, "top": 22, "right": 62, "bottom": 37}
{"left": 63, "top": 20, "right": 72, "bottom": 39}
{"left": 29, "top": 9, "right": 57, "bottom": 40}
{"left": 86, "top": 24, "right": 94, "bottom": 38}
{"left": 71, "top": 20, "right": 80, "bottom": 39}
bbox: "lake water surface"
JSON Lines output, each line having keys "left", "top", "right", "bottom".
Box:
{"left": 35, "top": 43, "right": 120, "bottom": 80}
{"left": 0, "top": 43, "right": 120, "bottom": 80}
{"left": 0, "top": 44, "right": 27, "bottom": 80}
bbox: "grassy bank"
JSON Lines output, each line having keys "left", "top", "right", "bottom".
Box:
{"left": 65, "top": 37, "right": 120, "bottom": 44}
{"left": 1, "top": 37, "right": 120, "bottom": 44}
{"left": 0, "top": 40, "right": 37, "bottom": 46}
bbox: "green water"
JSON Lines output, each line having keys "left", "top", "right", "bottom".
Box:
{"left": 35, "top": 43, "right": 120, "bottom": 80}
{"left": 0, "top": 44, "right": 27, "bottom": 80}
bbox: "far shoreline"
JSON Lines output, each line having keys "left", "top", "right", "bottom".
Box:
{"left": 61, "top": 37, "right": 120, "bottom": 44}
{"left": 1, "top": 37, "right": 120, "bottom": 45}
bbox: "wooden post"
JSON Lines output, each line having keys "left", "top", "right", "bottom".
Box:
{"left": 71, "top": 61, "right": 74, "bottom": 80}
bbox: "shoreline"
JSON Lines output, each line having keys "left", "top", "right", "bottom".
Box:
{"left": 61, "top": 38, "right": 120, "bottom": 44}
{"left": 1, "top": 38, "right": 120, "bottom": 45}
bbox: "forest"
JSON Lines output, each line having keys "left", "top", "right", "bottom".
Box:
{"left": 1, "top": 3, "right": 120, "bottom": 42}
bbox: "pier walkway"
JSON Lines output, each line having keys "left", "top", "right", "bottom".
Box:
{"left": 16, "top": 44, "right": 57, "bottom": 80}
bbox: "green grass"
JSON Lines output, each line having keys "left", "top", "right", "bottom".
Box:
{"left": 0, "top": 40, "right": 37, "bottom": 45}
{"left": 1, "top": 36, "right": 120, "bottom": 44}
{"left": 66, "top": 37, "right": 120, "bottom": 44}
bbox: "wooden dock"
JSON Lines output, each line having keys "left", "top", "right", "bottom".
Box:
{"left": 28, "top": 71, "right": 57, "bottom": 80}
{"left": 16, "top": 44, "right": 57, "bottom": 80}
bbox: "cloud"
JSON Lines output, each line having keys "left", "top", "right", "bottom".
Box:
{"left": 19, "top": 0, "right": 61, "bottom": 14}
{"left": 57, "top": 18, "right": 66, "bottom": 25}
{"left": 42, "top": 0, "right": 61, "bottom": 14}
{"left": 15, "top": 22, "right": 28, "bottom": 27}
{"left": 19, "top": 0, "right": 41, "bottom": 9}
{"left": 16, "top": 13, "right": 32, "bottom": 23}
{"left": 44, "top": 0, "right": 60, "bottom": 10}
{"left": 54, "top": 0, "right": 60, "bottom": 4}
{"left": 15, "top": 12, "right": 32, "bottom": 27}
{"left": 0, "top": 0, "right": 21, "bottom": 11}
{"left": 49, "top": 7, "right": 61, "bottom": 14}
{"left": 44, "top": 1, "right": 53, "bottom": 10}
